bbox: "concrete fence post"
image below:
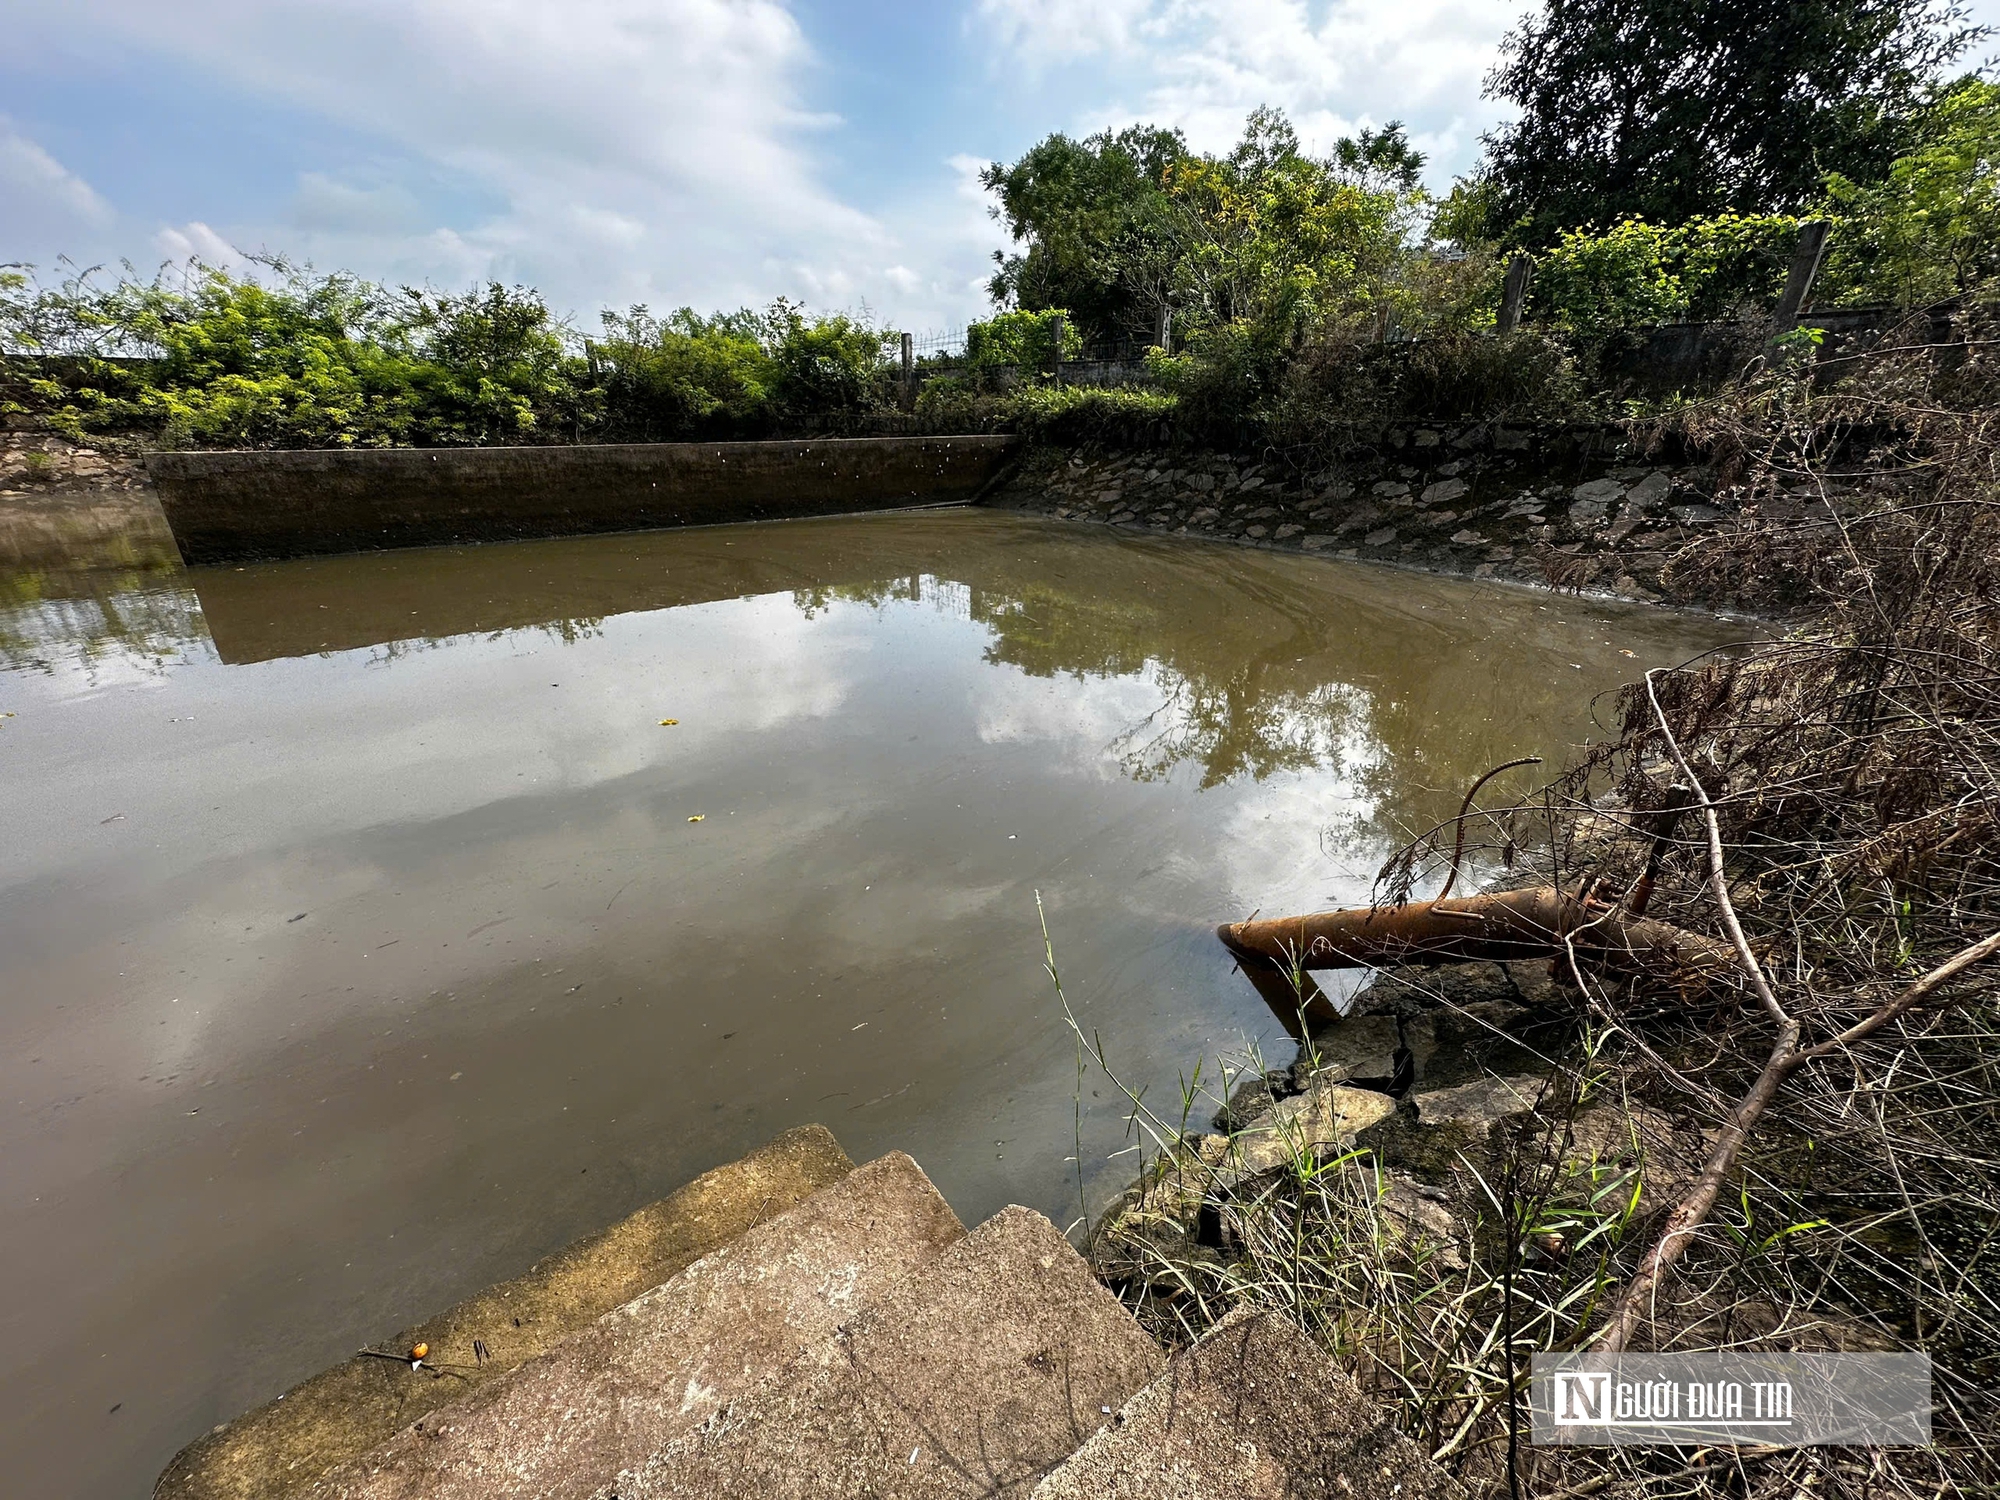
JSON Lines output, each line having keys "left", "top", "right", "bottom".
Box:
{"left": 1157, "top": 304, "right": 1172, "bottom": 356}
{"left": 899, "top": 332, "right": 914, "bottom": 411}
{"left": 1049, "top": 312, "right": 1066, "bottom": 385}
{"left": 1496, "top": 254, "right": 1533, "bottom": 336}
{"left": 1773, "top": 221, "right": 1832, "bottom": 328}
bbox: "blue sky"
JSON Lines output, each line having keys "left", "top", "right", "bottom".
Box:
{"left": 3, "top": 0, "right": 1995, "bottom": 335}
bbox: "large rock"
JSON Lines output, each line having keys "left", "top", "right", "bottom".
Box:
{"left": 1211, "top": 1082, "right": 1398, "bottom": 1193}
{"left": 155, "top": 1125, "right": 854, "bottom": 1500}
{"left": 609, "top": 1205, "right": 1165, "bottom": 1498}
{"left": 1031, "top": 1307, "right": 1459, "bottom": 1499}
{"left": 312, "top": 1152, "right": 965, "bottom": 1500}
{"left": 1412, "top": 1074, "right": 1545, "bottom": 1133}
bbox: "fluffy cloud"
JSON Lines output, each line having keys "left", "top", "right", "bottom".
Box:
{"left": 152, "top": 221, "right": 255, "bottom": 273}
{"left": 977, "top": 0, "right": 1518, "bottom": 186}
{"left": 974, "top": 0, "right": 1160, "bottom": 61}
{"left": 0, "top": 118, "right": 114, "bottom": 236}
{"left": 9, "top": 0, "right": 922, "bottom": 317}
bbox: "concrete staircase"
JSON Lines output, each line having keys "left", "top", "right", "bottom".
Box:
{"left": 160, "top": 1128, "right": 1457, "bottom": 1499}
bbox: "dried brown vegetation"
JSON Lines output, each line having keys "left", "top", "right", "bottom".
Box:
{"left": 1081, "top": 297, "right": 2000, "bottom": 1498}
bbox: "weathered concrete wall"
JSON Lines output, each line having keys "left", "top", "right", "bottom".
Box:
{"left": 145, "top": 435, "right": 1017, "bottom": 563}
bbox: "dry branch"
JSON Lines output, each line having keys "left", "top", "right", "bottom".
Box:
{"left": 1599, "top": 928, "right": 2000, "bottom": 1352}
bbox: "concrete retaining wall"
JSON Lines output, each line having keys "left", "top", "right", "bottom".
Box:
{"left": 145, "top": 435, "right": 1017, "bottom": 563}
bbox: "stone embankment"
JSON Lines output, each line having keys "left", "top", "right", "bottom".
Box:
{"left": 985, "top": 425, "right": 1839, "bottom": 610}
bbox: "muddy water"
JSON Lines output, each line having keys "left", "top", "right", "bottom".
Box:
{"left": 0, "top": 504, "right": 1740, "bottom": 1496}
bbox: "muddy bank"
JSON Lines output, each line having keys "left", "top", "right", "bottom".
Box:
{"left": 983, "top": 426, "right": 1849, "bottom": 613}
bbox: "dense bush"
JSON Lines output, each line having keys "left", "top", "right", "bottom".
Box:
{"left": 964, "top": 309, "right": 1081, "bottom": 375}
{"left": 1822, "top": 78, "right": 2000, "bottom": 305}
{"left": 1533, "top": 214, "right": 1806, "bottom": 335}
{"left": 0, "top": 262, "right": 898, "bottom": 447}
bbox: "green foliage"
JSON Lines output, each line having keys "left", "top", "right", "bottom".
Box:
{"left": 910, "top": 377, "right": 1174, "bottom": 443}
{"left": 1, "top": 261, "right": 893, "bottom": 446}
{"left": 1137, "top": 320, "right": 1287, "bottom": 440}
{"left": 1331, "top": 121, "right": 1428, "bottom": 193}
{"left": 984, "top": 108, "right": 1416, "bottom": 351}
{"left": 1003, "top": 383, "right": 1176, "bottom": 443}
{"left": 965, "top": 308, "right": 1082, "bottom": 373}
{"left": 982, "top": 125, "right": 1192, "bottom": 347}
{"left": 591, "top": 306, "right": 775, "bottom": 441}
{"left": 762, "top": 297, "right": 892, "bottom": 415}
{"left": 1535, "top": 214, "right": 1806, "bottom": 335}
{"left": 1428, "top": 176, "right": 1505, "bottom": 253}
{"left": 1821, "top": 78, "right": 2000, "bottom": 305}
{"left": 1483, "top": 0, "right": 1984, "bottom": 246}
{"left": 1157, "top": 113, "right": 1415, "bottom": 343}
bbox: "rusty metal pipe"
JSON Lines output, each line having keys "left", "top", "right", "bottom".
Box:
{"left": 1217, "top": 887, "right": 1734, "bottom": 980}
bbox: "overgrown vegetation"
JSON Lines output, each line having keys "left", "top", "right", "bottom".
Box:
{"left": 0, "top": 261, "right": 906, "bottom": 447}
{"left": 1076, "top": 295, "right": 2000, "bottom": 1497}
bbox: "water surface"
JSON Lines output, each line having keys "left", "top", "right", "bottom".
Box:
{"left": 0, "top": 506, "right": 1738, "bottom": 1495}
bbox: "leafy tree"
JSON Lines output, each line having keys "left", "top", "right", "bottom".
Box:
{"left": 1483, "top": 0, "right": 1986, "bottom": 245}
{"left": 981, "top": 125, "right": 1191, "bottom": 347}
{"left": 397, "top": 282, "right": 577, "bottom": 442}
{"left": 591, "top": 306, "right": 775, "bottom": 440}
{"left": 965, "top": 309, "right": 1081, "bottom": 373}
{"left": 1156, "top": 113, "right": 1412, "bottom": 342}
{"left": 762, "top": 298, "right": 890, "bottom": 415}
{"left": 1333, "top": 121, "right": 1428, "bottom": 192}
{"left": 1821, "top": 77, "right": 2000, "bottom": 303}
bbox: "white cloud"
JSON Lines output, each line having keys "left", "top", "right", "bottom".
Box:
{"left": 17, "top": 0, "right": 915, "bottom": 317}
{"left": 0, "top": 119, "right": 114, "bottom": 230}
{"left": 975, "top": 0, "right": 1159, "bottom": 64}
{"left": 152, "top": 220, "right": 255, "bottom": 271}
{"left": 978, "top": 0, "right": 1518, "bottom": 188}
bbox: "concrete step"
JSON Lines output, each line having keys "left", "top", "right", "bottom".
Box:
{"left": 608, "top": 1204, "right": 1167, "bottom": 1499}
{"left": 310, "top": 1151, "right": 965, "bottom": 1499}
{"left": 156, "top": 1125, "right": 854, "bottom": 1500}
{"left": 1030, "top": 1307, "right": 1459, "bottom": 1500}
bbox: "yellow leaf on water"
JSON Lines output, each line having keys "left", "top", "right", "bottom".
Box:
{"left": 659, "top": 718, "right": 678, "bottom": 725}
{"left": 1618, "top": 649, "right": 1638, "bottom": 657}
{"left": 688, "top": 814, "right": 705, "bottom": 823}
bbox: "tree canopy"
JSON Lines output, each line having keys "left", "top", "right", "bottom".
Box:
{"left": 982, "top": 110, "right": 1422, "bottom": 349}
{"left": 1482, "top": 0, "right": 1985, "bottom": 245}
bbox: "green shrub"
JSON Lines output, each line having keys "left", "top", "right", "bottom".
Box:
{"left": 1535, "top": 214, "right": 1804, "bottom": 336}
{"left": 1821, "top": 78, "right": 2000, "bottom": 306}
{"left": 764, "top": 298, "right": 892, "bottom": 415}
{"left": 1004, "top": 383, "right": 1176, "bottom": 443}
{"left": 1, "top": 263, "right": 897, "bottom": 447}
{"left": 966, "top": 308, "right": 1082, "bottom": 374}
{"left": 591, "top": 307, "right": 775, "bottom": 441}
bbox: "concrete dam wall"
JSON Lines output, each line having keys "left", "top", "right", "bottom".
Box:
{"left": 145, "top": 435, "right": 1018, "bottom": 563}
